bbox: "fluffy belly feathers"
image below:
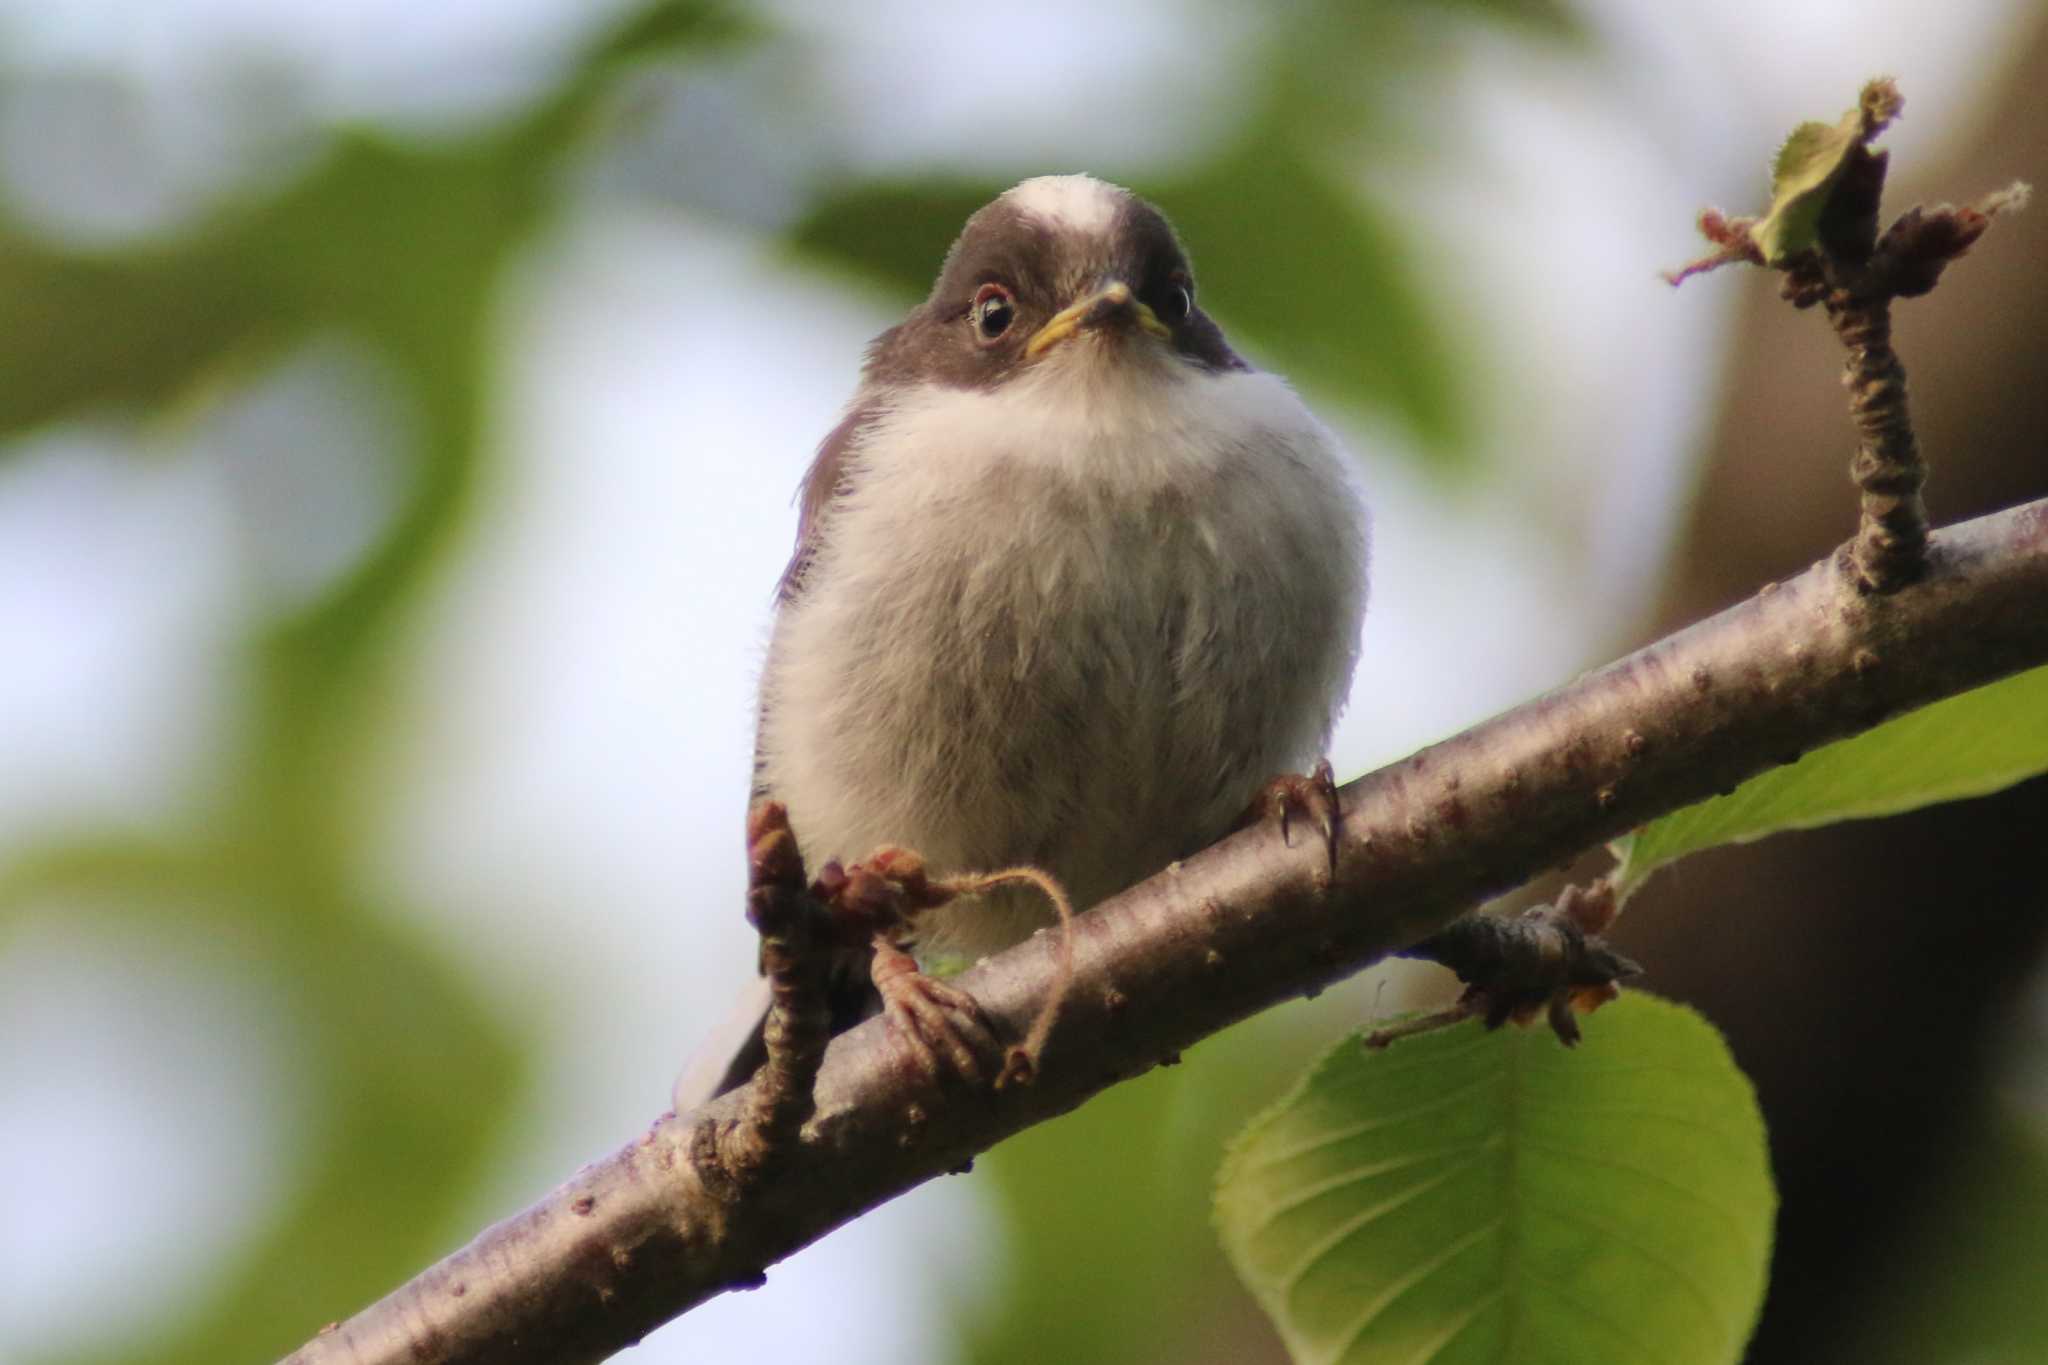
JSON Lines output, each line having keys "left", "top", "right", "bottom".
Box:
{"left": 755, "top": 366, "right": 1366, "bottom": 957}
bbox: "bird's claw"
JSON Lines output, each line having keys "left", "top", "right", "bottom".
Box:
{"left": 1248, "top": 759, "right": 1342, "bottom": 876}
{"left": 870, "top": 938, "right": 1003, "bottom": 1085}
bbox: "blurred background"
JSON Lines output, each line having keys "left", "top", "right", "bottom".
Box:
{"left": 2, "top": 1, "right": 2045, "bottom": 1362}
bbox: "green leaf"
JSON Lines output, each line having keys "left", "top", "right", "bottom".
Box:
{"left": 961, "top": 1065, "right": 1210, "bottom": 1365}
{"left": 1751, "top": 119, "right": 1861, "bottom": 264}
{"left": 1613, "top": 663, "right": 2048, "bottom": 897}
{"left": 1, "top": 844, "right": 523, "bottom": 1365}
{"left": 581, "top": 0, "right": 759, "bottom": 71}
{"left": 1215, "top": 994, "right": 1775, "bottom": 1365}
{"left": 785, "top": 178, "right": 1001, "bottom": 297}
{"left": 960, "top": 1004, "right": 1369, "bottom": 1365}
{"left": 1750, "top": 79, "right": 1901, "bottom": 264}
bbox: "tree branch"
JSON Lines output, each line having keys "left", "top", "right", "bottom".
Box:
{"left": 281, "top": 496, "right": 2048, "bottom": 1365}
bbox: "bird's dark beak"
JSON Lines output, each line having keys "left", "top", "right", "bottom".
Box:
{"left": 1026, "top": 279, "right": 1173, "bottom": 359}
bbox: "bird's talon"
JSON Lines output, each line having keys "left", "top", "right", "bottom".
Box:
{"left": 1246, "top": 759, "right": 1342, "bottom": 876}
{"left": 872, "top": 939, "right": 1002, "bottom": 1085}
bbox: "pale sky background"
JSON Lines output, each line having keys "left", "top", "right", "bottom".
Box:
{"left": 0, "top": 1, "right": 2038, "bottom": 1361}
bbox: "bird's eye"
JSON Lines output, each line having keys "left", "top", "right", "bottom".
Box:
{"left": 1163, "top": 273, "right": 1193, "bottom": 323}
{"left": 971, "top": 283, "right": 1016, "bottom": 342}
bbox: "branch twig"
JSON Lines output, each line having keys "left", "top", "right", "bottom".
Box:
{"left": 280, "top": 496, "right": 2048, "bottom": 1365}
{"left": 716, "top": 801, "right": 831, "bottom": 1178}
{"left": 1377, "top": 879, "right": 1636, "bottom": 1048}
{"left": 1666, "top": 78, "right": 2028, "bottom": 593}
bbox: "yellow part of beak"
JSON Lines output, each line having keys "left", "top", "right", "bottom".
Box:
{"left": 1025, "top": 280, "right": 1174, "bottom": 359}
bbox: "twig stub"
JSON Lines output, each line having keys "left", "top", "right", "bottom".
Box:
{"left": 721, "top": 801, "right": 834, "bottom": 1176}
{"left": 1667, "top": 79, "right": 2028, "bottom": 595}
{"left": 1376, "top": 881, "right": 1639, "bottom": 1049}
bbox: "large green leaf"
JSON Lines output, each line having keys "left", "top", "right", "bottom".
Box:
{"left": 1216, "top": 995, "right": 1774, "bottom": 1365}
{"left": 1613, "top": 663, "right": 2048, "bottom": 897}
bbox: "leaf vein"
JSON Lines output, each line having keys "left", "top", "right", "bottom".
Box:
{"left": 1250, "top": 1071, "right": 1506, "bottom": 1167}
{"left": 1517, "top": 1264, "right": 1686, "bottom": 1365}
{"left": 1273, "top": 1156, "right": 1490, "bottom": 1289}
{"left": 1328, "top": 1219, "right": 1504, "bottom": 1364}
{"left": 1256, "top": 1140, "right": 1502, "bottom": 1221}
{"left": 1522, "top": 1195, "right": 1738, "bottom": 1345}
{"left": 1402, "top": 1287, "right": 1504, "bottom": 1365}
{"left": 1514, "top": 1135, "right": 1764, "bottom": 1249}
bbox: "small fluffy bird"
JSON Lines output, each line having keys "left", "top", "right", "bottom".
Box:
{"left": 679, "top": 174, "right": 1368, "bottom": 1106}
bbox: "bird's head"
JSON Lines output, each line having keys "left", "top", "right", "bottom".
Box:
{"left": 866, "top": 174, "right": 1244, "bottom": 391}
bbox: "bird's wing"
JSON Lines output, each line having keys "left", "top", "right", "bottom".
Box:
{"left": 774, "top": 403, "right": 875, "bottom": 604}
{"left": 671, "top": 404, "right": 885, "bottom": 1111}
{"left": 671, "top": 974, "right": 774, "bottom": 1113}
{"left": 752, "top": 402, "right": 875, "bottom": 803}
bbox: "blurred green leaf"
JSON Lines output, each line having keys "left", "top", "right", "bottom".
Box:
{"left": 0, "top": 0, "right": 744, "bottom": 442}
{"left": 785, "top": 178, "right": 998, "bottom": 297}
{"left": 1250, "top": 0, "right": 1574, "bottom": 168}
{"left": 0, "top": 230, "right": 278, "bottom": 431}
{"left": 582, "top": 0, "right": 760, "bottom": 72}
{"left": 159, "top": 904, "right": 523, "bottom": 1365}
{"left": 962, "top": 1067, "right": 1209, "bottom": 1365}
{"left": 1216, "top": 995, "right": 1774, "bottom": 1365}
{"left": 1836, "top": 1108, "right": 2048, "bottom": 1364}
{"left": 1612, "top": 664, "right": 2048, "bottom": 898}
{"left": 961, "top": 992, "right": 1412, "bottom": 1365}
{"left": 1159, "top": 135, "right": 1464, "bottom": 454}
{"left": 1, "top": 844, "right": 523, "bottom": 1365}
{"left": 0, "top": 6, "right": 750, "bottom": 1362}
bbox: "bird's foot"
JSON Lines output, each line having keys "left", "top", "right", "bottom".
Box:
{"left": 811, "top": 847, "right": 1009, "bottom": 1086}
{"left": 870, "top": 936, "right": 1005, "bottom": 1085}
{"left": 815, "top": 847, "right": 1072, "bottom": 1088}
{"left": 1242, "top": 758, "right": 1342, "bottom": 875}
{"left": 809, "top": 846, "right": 945, "bottom": 947}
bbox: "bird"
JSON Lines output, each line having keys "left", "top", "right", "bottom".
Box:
{"left": 675, "top": 173, "right": 1369, "bottom": 1109}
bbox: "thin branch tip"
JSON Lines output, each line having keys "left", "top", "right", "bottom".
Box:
{"left": 1666, "top": 81, "right": 2027, "bottom": 592}
{"left": 1860, "top": 76, "right": 1904, "bottom": 134}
